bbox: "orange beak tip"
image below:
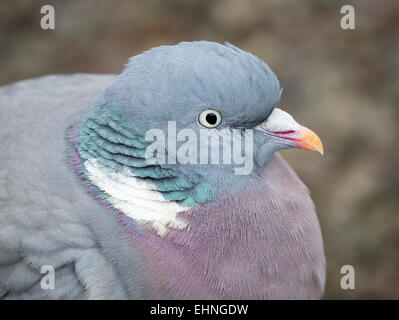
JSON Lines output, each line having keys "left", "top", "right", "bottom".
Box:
{"left": 298, "top": 127, "right": 324, "bottom": 156}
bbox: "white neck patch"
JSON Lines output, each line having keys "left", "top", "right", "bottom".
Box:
{"left": 83, "top": 158, "right": 190, "bottom": 236}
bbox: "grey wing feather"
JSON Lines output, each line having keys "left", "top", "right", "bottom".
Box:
{"left": 0, "top": 75, "right": 145, "bottom": 299}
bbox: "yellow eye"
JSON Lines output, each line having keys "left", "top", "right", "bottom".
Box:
{"left": 198, "top": 109, "right": 222, "bottom": 128}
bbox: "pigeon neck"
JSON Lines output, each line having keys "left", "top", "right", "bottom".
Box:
{"left": 71, "top": 103, "right": 214, "bottom": 236}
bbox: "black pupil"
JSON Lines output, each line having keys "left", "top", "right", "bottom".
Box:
{"left": 206, "top": 113, "right": 217, "bottom": 125}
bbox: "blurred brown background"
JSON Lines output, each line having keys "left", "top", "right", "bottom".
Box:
{"left": 1, "top": 0, "right": 398, "bottom": 299}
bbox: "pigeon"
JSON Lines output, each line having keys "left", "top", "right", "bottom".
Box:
{"left": 0, "top": 41, "right": 325, "bottom": 299}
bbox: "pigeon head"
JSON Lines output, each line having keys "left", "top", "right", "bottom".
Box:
{"left": 74, "top": 41, "right": 323, "bottom": 235}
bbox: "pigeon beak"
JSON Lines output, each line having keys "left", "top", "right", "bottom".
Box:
{"left": 254, "top": 108, "right": 324, "bottom": 155}
{"left": 273, "top": 126, "right": 324, "bottom": 155}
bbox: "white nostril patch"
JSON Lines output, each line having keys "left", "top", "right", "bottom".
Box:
{"left": 255, "top": 108, "right": 301, "bottom": 133}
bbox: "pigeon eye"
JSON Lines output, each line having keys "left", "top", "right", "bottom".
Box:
{"left": 198, "top": 109, "right": 222, "bottom": 128}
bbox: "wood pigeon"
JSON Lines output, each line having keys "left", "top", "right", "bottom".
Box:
{"left": 0, "top": 41, "right": 325, "bottom": 299}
